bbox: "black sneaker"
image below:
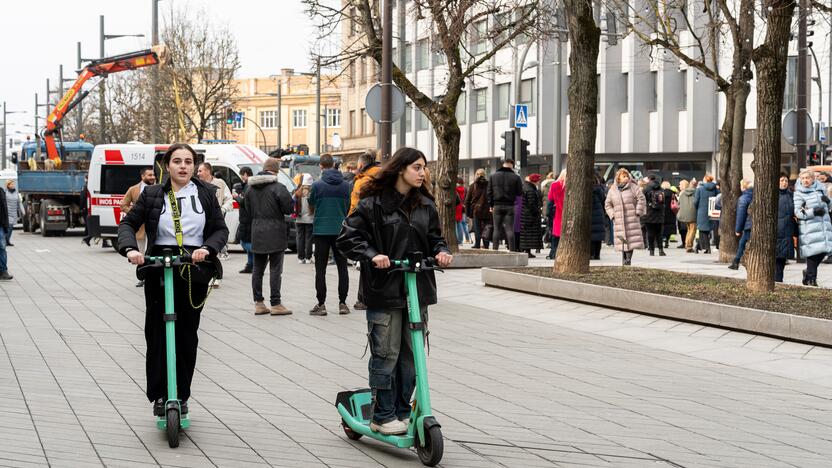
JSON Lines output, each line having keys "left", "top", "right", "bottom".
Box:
{"left": 0, "top": 272, "right": 13, "bottom": 281}
{"left": 338, "top": 303, "right": 351, "bottom": 315}
{"left": 135, "top": 280, "right": 145, "bottom": 288}
{"left": 239, "top": 265, "right": 253, "bottom": 274}
{"left": 6, "top": 242, "right": 13, "bottom": 247}
{"left": 354, "top": 301, "right": 367, "bottom": 310}
{"left": 181, "top": 400, "right": 188, "bottom": 414}
{"left": 153, "top": 398, "right": 164, "bottom": 417}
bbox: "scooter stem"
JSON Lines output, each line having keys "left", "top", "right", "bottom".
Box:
{"left": 406, "top": 269, "right": 432, "bottom": 419}
{"left": 164, "top": 265, "right": 178, "bottom": 403}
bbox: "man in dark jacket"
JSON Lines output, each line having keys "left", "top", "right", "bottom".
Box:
{"left": 729, "top": 182, "right": 753, "bottom": 270}
{"left": 0, "top": 188, "right": 11, "bottom": 280}
{"left": 641, "top": 176, "right": 666, "bottom": 256}
{"left": 309, "top": 153, "right": 352, "bottom": 316}
{"left": 239, "top": 158, "right": 294, "bottom": 316}
{"left": 235, "top": 166, "right": 254, "bottom": 273}
{"left": 487, "top": 160, "right": 523, "bottom": 251}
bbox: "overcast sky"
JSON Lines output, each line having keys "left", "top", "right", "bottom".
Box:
{"left": 0, "top": 0, "right": 320, "bottom": 139}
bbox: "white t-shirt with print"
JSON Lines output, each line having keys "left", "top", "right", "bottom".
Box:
{"left": 156, "top": 181, "right": 206, "bottom": 247}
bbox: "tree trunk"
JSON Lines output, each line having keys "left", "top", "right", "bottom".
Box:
{"left": 434, "top": 121, "right": 462, "bottom": 254}
{"left": 717, "top": 88, "right": 737, "bottom": 263}
{"left": 554, "top": 0, "right": 600, "bottom": 274}
{"left": 746, "top": 0, "right": 794, "bottom": 292}
{"left": 718, "top": 83, "right": 751, "bottom": 263}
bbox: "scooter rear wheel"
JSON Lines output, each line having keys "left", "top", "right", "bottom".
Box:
{"left": 417, "top": 425, "right": 443, "bottom": 466}
{"left": 166, "top": 408, "right": 180, "bottom": 448}
{"left": 341, "top": 419, "right": 363, "bottom": 440}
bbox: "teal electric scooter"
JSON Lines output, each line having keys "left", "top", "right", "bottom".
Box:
{"left": 336, "top": 252, "right": 444, "bottom": 466}
{"left": 139, "top": 249, "right": 193, "bottom": 448}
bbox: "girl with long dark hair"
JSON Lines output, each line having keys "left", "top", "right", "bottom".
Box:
{"left": 337, "top": 147, "right": 452, "bottom": 435}
{"left": 119, "top": 143, "right": 228, "bottom": 417}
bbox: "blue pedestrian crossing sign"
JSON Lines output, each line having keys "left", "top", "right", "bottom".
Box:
{"left": 513, "top": 104, "right": 529, "bottom": 128}
{"left": 233, "top": 112, "right": 243, "bottom": 125}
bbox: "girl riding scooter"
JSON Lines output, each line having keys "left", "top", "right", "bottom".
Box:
{"left": 337, "top": 147, "right": 452, "bottom": 435}
{"left": 119, "top": 143, "right": 228, "bottom": 417}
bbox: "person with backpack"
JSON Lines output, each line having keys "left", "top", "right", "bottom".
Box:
{"left": 661, "top": 181, "right": 677, "bottom": 249}
{"left": 641, "top": 175, "right": 666, "bottom": 256}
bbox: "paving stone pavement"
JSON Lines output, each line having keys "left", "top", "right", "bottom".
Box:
{"left": 1, "top": 232, "right": 832, "bottom": 467}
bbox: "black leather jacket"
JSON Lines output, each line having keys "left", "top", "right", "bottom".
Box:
{"left": 337, "top": 188, "right": 450, "bottom": 309}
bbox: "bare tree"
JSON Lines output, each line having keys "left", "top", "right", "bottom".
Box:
{"left": 554, "top": 1, "right": 600, "bottom": 273}
{"left": 745, "top": 0, "right": 796, "bottom": 292}
{"left": 305, "top": 0, "right": 556, "bottom": 253}
{"left": 608, "top": 0, "right": 755, "bottom": 264}
{"left": 158, "top": 5, "right": 241, "bottom": 142}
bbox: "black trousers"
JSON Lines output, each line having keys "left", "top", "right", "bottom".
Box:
{"left": 473, "top": 217, "right": 491, "bottom": 249}
{"left": 645, "top": 223, "right": 663, "bottom": 252}
{"left": 492, "top": 205, "right": 515, "bottom": 251}
{"left": 252, "top": 251, "right": 284, "bottom": 306}
{"left": 296, "top": 223, "right": 313, "bottom": 260}
{"left": 806, "top": 253, "right": 825, "bottom": 279}
{"left": 775, "top": 258, "right": 787, "bottom": 282}
{"left": 143, "top": 264, "right": 208, "bottom": 403}
{"left": 590, "top": 240, "right": 602, "bottom": 259}
{"left": 698, "top": 231, "right": 711, "bottom": 251}
{"left": 314, "top": 235, "right": 349, "bottom": 304}
{"left": 678, "top": 221, "right": 688, "bottom": 245}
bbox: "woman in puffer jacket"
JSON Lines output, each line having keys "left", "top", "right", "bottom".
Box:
{"left": 794, "top": 169, "right": 832, "bottom": 286}
{"left": 605, "top": 168, "right": 646, "bottom": 265}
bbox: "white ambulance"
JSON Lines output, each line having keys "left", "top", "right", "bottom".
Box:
{"left": 86, "top": 143, "right": 296, "bottom": 251}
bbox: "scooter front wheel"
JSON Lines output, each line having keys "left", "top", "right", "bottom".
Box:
{"left": 166, "top": 408, "right": 180, "bottom": 448}
{"left": 341, "top": 419, "right": 363, "bottom": 440}
{"left": 417, "top": 425, "right": 443, "bottom": 466}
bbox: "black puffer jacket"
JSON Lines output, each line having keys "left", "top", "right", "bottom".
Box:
{"left": 118, "top": 178, "right": 228, "bottom": 281}
{"left": 590, "top": 184, "right": 606, "bottom": 242}
{"left": 641, "top": 180, "right": 666, "bottom": 224}
{"left": 0, "top": 189, "right": 8, "bottom": 231}
{"left": 337, "top": 188, "right": 450, "bottom": 309}
{"left": 239, "top": 172, "right": 293, "bottom": 254}
{"left": 487, "top": 167, "right": 523, "bottom": 207}
{"left": 776, "top": 188, "right": 797, "bottom": 260}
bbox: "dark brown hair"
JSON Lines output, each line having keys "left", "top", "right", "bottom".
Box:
{"left": 361, "top": 147, "right": 433, "bottom": 203}
{"left": 162, "top": 143, "right": 198, "bottom": 167}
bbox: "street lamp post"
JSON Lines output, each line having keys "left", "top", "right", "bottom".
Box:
{"left": 99, "top": 15, "right": 145, "bottom": 144}
{"left": 2, "top": 102, "right": 26, "bottom": 170}
{"left": 152, "top": 0, "right": 161, "bottom": 143}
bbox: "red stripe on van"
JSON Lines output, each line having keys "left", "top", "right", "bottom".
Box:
{"left": 237, "top": 145, "right": 259, "bottom": 164}
{"left": 104, "top": 150, "right": 124, "bottom": 165}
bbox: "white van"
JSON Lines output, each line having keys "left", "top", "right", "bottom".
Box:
{"left": 86, "top": 143, "right": 296, "bottom": 250}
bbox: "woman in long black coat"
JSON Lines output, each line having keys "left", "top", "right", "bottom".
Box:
{"left": 519, "top": 174, "right": 543, "bottom": 256}
{"left": 775, "top": 174, "right": 797, "bottom": 282}
{"left": 662, "top": 182, "right": 678, "bottom": 249}
{"left": 590, "top": 175, "right": 607, "bottom": 260}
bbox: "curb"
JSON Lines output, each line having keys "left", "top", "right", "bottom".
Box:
{"left": 447, "top": 252, "right": 529, "bottom": 269}
{"left": 481, "top": 268, "right": 832, "bottom": 347}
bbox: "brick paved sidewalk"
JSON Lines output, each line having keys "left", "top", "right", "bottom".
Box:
{"left": 1, "top": 233, "right": 831, "bottom": 467}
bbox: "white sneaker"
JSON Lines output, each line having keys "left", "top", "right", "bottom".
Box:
{"left": 400, "top": 418, "right": 410, "bottom": 427}
{"left": 369, "top": 419, "right": 408, "bottom": 435}
{"left": 298, "top": 259, "right": 305, "bottom": 264}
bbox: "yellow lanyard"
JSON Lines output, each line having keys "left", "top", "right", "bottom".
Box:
{"left": 167, "top": 189, "right": 184, "bottom": 250}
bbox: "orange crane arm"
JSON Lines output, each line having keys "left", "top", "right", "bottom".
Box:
{"left": 44, "top": 45, "right": 168, "bottom": 161}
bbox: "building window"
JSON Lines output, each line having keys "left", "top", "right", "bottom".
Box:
{"left": 349, "top": 110, "right": 356, "bottom": 136}
{"left": 471, "top": 20, "right": 487, "bottom": 56}
{"left": 496, "top": 83, "right": 510, "bottom": 120}
{"left": 404, "top": 102, "right": 412, "bottom": 130}
{"left": 416, "top": 39, "right": 430, "bottom": 71}
{"left": 348, "top": 61, "right": 356, "bottom": 86}
{"left": 649, "top": 71, "right": 658, "bottom": 112}
{"left": 417, "top": 108, "right": 430, "bottom": 130}
{"left": 260, "top": 110, "right": 276, "bottom": 129}
{"left": 495, "top": 12, "right": 511, "bottom": 45}
{"left": 680, "top": 70, "right": 687, "bottom": 111}
{"left": 360, "top": 108, "right": 367, "bottom": 135}
{"left": 349, "top": 7, "right": 357, "bottom": 36}
{"left": 474, "top": 88, "right": 488, "bottom": 122}
{"left": 326, "top": 108, "right": 341, "bottom": 127}
{"left": 784, "top": 56, "right": 798, "bottom": 111}
{"left": 232, "top": 111, "right": 245, "bottom": 129}
{"left": 404, "top": 43, "right": 413, "bottom": 73}
{"left": 358, "top": 57, "right": 365, "bottom": 83}
{"left": 519, "top": 78, "right": 535, "bottom": 115}
{"left": 456, "top": 91, "right": 467, "bottom": 124}
{"left": 292, "top": 109, "right": 307, "bottom": 128}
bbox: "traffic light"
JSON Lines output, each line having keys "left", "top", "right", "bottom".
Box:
{"left": 500, "top": 130, "right": 515, "bottom": 161}
{"left": 519, "top": 138, "right": 530, "bottom": 167}
{"left": 809, "top": 144, "right": 820, "bottom": 166}
{"left": 225, "top": 109, "right": 234, "bottom": 125}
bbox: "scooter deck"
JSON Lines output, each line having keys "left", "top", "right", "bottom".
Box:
{"left": 336, "top": 389, "right": 416, "bottom": 448}
{"left": 156, "top": 413, "right": 190, "bottom": 430}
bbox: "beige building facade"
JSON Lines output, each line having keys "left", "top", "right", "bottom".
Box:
{"left": 230, "top": 68, "right": 342, "bottom": 155}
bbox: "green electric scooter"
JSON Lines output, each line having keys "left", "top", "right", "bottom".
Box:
{"left": 139, "top": 249, "right": 193, "bottom": 448}
{"left": 336, "top": 252, "right": 444, "bottom": 466}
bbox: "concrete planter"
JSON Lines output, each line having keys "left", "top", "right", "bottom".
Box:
{"left": 448, "top": 251, "right": 529, "bottom": 269}
{"left": 482, "top": 268, "right": 832, "bottom": 347}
